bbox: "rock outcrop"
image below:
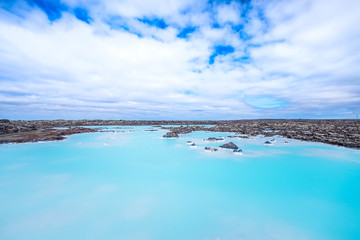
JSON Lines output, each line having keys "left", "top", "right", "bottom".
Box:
{"left": 219, "top": 142, "right": 238, "bottom": 149}
{"left": 163, "top": 131, "right": 179, "bottom": 138}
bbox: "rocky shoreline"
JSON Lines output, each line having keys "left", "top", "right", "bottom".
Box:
{"left": 163, "top": 119, "right": 360, "bottom": 149}
{"left": 0, "top": 127, "right": 96, "bottom": 144}
{"left": 0, "top": 119, "right": 359, "bottom": 149}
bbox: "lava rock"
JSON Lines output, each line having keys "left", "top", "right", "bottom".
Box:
{"left": 219, "top": 142, "right": 238, "bottom": 149}
{"left": 163, "top": 131, "right": 179, "bottom": 138}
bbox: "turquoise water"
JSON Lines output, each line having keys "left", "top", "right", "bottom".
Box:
{"left": 1, "top": 126, "right": 360, "bottom": 240}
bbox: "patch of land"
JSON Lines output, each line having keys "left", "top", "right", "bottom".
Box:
{"left": 0, "top": 120, "right": 96, "bottom": 144}
{"left": 163, "top": 119, "right": 360, "bottom": 149}
{"left": 0, "top": 119, "right": 359, "bottom": 149}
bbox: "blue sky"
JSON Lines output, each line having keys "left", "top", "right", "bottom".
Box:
{"left": 0, "top": 0, "right": 359, "bottom": 120}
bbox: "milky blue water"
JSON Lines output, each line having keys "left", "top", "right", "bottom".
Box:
{"left": 1, "top": 126, "right": 360, "bottom": 240}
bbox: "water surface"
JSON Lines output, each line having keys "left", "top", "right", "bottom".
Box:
{"left": 1, "top": 126, "right": 360, "bottom": 240}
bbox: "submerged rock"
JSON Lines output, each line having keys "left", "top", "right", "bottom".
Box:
{"left": 163, "top": 131, "right": 179, "bottom": 138}
{"left": 233, "top": 149, "right": 243, "bottom": 155}
{"left": 204, "top": 147, "right": 218, "bottom": 152}
{"left": 219, "top": 142, "right": 238, "bottom": 149}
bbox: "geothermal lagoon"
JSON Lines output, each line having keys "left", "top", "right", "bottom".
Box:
{"left": 1, "top": 126, "right": 360, "bottom": 240}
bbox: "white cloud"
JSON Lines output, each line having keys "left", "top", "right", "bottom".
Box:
{"left": 100, "top": 0, "right": 193, "bottom": 19}
{"left": 216, "top": 2, "right": 242, "bottom": 25}
{"left": 0, "top": 0, "right": 359, "bottom": 119}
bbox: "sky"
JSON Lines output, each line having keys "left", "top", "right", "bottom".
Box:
{"left": 0, "top": 0, "right": 359, "bottom": 120}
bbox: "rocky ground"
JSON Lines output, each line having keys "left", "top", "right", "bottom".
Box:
{"left": 163, "top": 119, "right": 360, "bottom": 149}
{"left": 0, "top": 126, "right": 96, "bottom": 144}
{"left": 0, "top": 119, "right": 359, "bottom": 149}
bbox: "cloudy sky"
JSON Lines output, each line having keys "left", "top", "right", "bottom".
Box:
{"left": 0, "top": 0, "right": 359, "bottom": 120}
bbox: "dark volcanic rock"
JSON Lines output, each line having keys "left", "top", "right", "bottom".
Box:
{"left": 219, "top": 142, "right": 238, "bottom": 149}
{"left": 1, "top": 119, "right": 360, "bottom": 149}
{"left": 163, "top": 131, "right": 179, "bottom": 138}
{"left": 0, "top": 127, "right": 96, "bottom": 144}
{"left": 204, "top": 147, "right": 218, "bottom": 152}
{"left": 0, "top": 119, "right": 10, "bottom": 123}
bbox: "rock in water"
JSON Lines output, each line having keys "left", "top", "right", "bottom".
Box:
{"left": 163, "top": 131, "right": 179, "bottom": 138}
{"left": 233, "top": 149, "right": 243, "bottom": 155}
{"left": 219, "top": 142, "right": 238, "bottom": 149}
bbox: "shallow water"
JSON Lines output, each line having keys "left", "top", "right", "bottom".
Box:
{"left": 1, "top": 126, "right": 360, "bottom": 240}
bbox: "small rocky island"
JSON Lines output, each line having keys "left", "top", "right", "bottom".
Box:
{"left": 219, "top": 142, "right": 239, "bottom": 149}
{"left": 163, "top": 131, "right": 179, "bottom": 138}
{"left": 0, "top": 119, "right": 359, "bottom": 149}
